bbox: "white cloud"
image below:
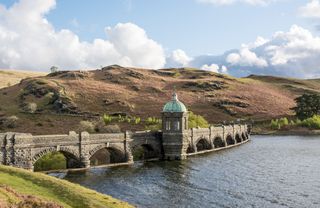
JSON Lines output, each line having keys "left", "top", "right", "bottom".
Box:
{"left": 201, "top": 63, "right": 220, "bottom": 72}
{"left": 196, "top": 0, "right": 276, "bottom": 6}
{"left": 226, "top": 47, "right": 268, "bottom": 67}
{"left": 190, "top": 25, "right": 320, "bottom": 78}
{"left": 170, "top": 49, "right": 192, "bottom": 67}
{"left": 299, "top": 0, "right": 320, "bottom": 18}
{"left": 201, "top": 63, "right": 228, "bottom": 74}
{"left": 0, "top": 0, "right": 165, "bottom": 71}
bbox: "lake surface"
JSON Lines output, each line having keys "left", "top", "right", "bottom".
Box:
{"left": 62, "top": 136, "right": 320, "bottom": 208}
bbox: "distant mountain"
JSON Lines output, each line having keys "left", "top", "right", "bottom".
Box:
{"left": 0, "top": 65, "right": 319, "bottom": 135}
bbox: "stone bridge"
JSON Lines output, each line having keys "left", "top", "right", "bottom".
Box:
{"left": 0, "top": 124, "right": 250, "bottom": 171}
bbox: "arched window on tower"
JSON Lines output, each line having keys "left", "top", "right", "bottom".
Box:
{"left": 166, "top": 121, "right": 171, "bottom": 130}
{"left": 184, "top": 117, "right": 187, "bottom": 130}
{"left": 174, "top": 120, "right": 180, "bottom": 131}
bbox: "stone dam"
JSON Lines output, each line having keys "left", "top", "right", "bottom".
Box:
{"left": 0, "top": 93, "right": 250, "bottom": 171}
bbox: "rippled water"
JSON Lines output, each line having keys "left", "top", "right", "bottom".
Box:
{"left": 63, "top": 136, "right": 320, "bottom": 208}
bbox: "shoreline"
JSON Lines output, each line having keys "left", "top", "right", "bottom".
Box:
{"left": 252, "top": 129, "right": 320, "bottom": 136}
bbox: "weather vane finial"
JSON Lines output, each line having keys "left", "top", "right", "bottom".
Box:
{"left": 172, "top": 85, "right": 178, "bottom": 101}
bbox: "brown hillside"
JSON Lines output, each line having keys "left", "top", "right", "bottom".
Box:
{"left": 0, "top": 65, "right": 319, "bottom": 135}
{"left": 0, "top": 69, "right": 47, "bottom": 89}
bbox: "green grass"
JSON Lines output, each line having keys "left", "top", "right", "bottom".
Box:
{"left": 0, "top": 165, "right": 133, "bottom": 208}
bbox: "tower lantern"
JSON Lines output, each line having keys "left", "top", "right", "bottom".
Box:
{"left": 161, "top": 92, "right": 189, "bottom": 160}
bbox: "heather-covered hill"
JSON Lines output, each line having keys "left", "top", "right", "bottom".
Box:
{"left": 0, "top": 65, "right": 319, "bottom": 135}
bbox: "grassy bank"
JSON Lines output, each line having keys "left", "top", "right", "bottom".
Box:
{"left": 0, "top": 165, "right": 133, "bottom": 208}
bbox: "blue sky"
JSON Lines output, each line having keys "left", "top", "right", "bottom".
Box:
{"left": 26, "top": 0, "right": 314, "bottom": 55}
{"left": 1, "top": 0, "right": 320, "bottom": 78}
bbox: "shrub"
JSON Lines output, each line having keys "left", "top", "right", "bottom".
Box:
{"left": 188, "top": 111, "right": 209, "bottom": 128}
{"left": 34, "top": 152, "right": 66, "bottom": 171}
{"left": 300, "top": 115, "right": 320, "bottom": 129}
{"left": 103, "top": 114, "right": 113, "bottom": 125}
{"left": 279, "top": 117, "right": 289, "bottom": 126}
{"left": 5, "top": 116, "right": 19, "bottom": 128}
{"left": 79, "top": 121, "right": 95, "bottom": 133}
{"left": 134, "top": 117, "right": 141, "bottom": 125}
{"left": 26, "top": 102, "right": 37, "bottom": 113}
{"left": 270, "top": 119, "right": 279, "bottom": 130}
{"left": 95, "top": 120, "right": 121, "bottom": 133}
{"left": 146, "top": 117, "right": 161, "bottom": 125}
{"left": 270, "top": 117, "right": 290, "bottom": 130}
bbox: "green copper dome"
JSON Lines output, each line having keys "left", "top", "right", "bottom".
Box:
{"left": 163, "top": 93, "right": 187, "bottom": 112}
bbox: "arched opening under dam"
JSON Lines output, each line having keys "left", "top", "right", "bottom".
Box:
{"left": 213, "top": 137, "right": 225, "bottom": 148}
{"left": 242, "top": 133, "right": 247, "bottom": 141}
{"left": 33, "top": 150, "right": 82, "bottom": 172}
{"left": 132, "top": 144, "right": 158, "bottom": 161}
{"left": 90, "top": 147, "right": 126, "bottom": 166}
{"left": 196, "top": 138, "right": 211, "bottom": 152}
{"left": 235, "top": 134, "right": 242, "bottom": 143}
{"left": 226, "top": 135, "right": 235, "bottom": 146}
{"left": 187, "top": 145, "right": 195, "bottom": 154}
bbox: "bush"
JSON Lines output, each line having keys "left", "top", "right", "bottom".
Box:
{"left": 26, "top": 102, "right": 38, "bottom": 113}
{"left": 79, "top": 121, "right": 95, "bottom": 133}
{"left": 34, "top": 152, "right": 66, "bottom": 171}
{"left": 95, "top": 121, "right": 121, "bottom": 133}
{"left": 103, "top": 114, "right": 113, "bottom": 125}
{"left": 134, "top": 117, "right": 141, "bottom": 125}
{"left": 5, "top": 116, "right": 19, "bottom": 128}
{"left": 300, "top": 115, "right": 320, "bottom": 129}
{"left": 270, "top": 119, "right": 279, "bottom": 130}
{"left": 188, "top": 111, "right": 209, "bottom": 128}
{"left": 270, "top": 117, "right": 290, "bottom": 130}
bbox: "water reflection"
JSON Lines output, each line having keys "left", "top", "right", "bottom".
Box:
{"left": 64, "top": 136, "right": 320, "bottom": 208}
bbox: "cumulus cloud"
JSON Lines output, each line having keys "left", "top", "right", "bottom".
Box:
{"left": 0, "top": 0, "right": 165, "bottom": 71}
{"left": 189, "top": 25, "right": 320, "bottom": 78}
{"left": 196, "top": 0, "right": 276, "bottom": 6}
{"left": 299, "top": 0, "right": 320, "bottom": 18}
{"left": 226, "top": 47, "right": 268, "bottom": 67}
{"left": 201, "top": 63, "right": 228, "bottom": 73}
{"left": 201, "top": 63, "right": 220, "bottom": 72}
{"left": 166, "top": 49, "right": 192, "bottom": 67}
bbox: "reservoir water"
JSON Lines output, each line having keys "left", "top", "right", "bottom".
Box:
{"left": 63, "top": 136, "right": 320, "bottom": 208}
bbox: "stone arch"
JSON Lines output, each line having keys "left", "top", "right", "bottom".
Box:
{"left": 226, "top": 134, "right": 235, "bottom": 146}
{"left": 187, "top": 143, "right": 195, "bottom": 154}
{"left": 235, "top": 133, "right": 242, "bottom": 143}
{"left": 89, "top": 145, "right": 126, "bottom": 166}
{"left": 242, "top": 132, "right": 247, "bottom": 141}
{"left": 196, "top": 138, "right": 211, "bottom": 152}
{"left": 213, "top": 136, "right": 225, "bottom": 148}
{"left": 32, "top": 147, "right": 82, "bottom": 169}
{"left": 132, "top": 144, "right": 158, "bottom": 161}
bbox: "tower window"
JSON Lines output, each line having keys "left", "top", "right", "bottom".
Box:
{"left": 174, "top": 121, "right": 180, "bottom": 131}
{"left": 166, "top": 121, "right": 171, "bottom": 130}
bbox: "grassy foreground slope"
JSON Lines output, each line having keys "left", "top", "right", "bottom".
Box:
{"left": 0, "top": 165, "right": 133, "bottom": 208}
{"left": 0, "top": 70, "right": 47, "bottom": 89}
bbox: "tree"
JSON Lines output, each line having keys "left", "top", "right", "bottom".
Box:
{"left": 292, "top": 93, "right": 320, "bottom": 120}
{"left": 188, "top": 111, "right": 209, "bottom": 128}
{"left": 50, "top": 66, "right": 59, "bottom": 73}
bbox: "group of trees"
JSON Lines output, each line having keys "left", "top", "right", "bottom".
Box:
{"left": 292, "top": 93, "right": 320, "bottom": 120}
{"left": 271, "top": 93, "right": 320, "bottom": 130}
